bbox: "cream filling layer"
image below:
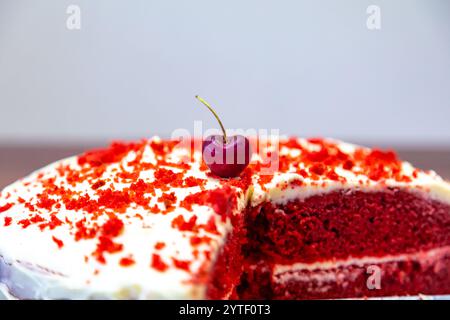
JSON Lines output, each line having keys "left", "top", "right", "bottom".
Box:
{"left": 274, "top": 246, "right": 450, "bottom": 276}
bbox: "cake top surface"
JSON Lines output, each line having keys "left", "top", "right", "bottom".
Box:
{"left": 0, "top": 136, "right": 448, "bottom": 299}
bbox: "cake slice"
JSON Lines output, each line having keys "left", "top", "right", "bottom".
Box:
{"left": 0, "top": 137, "right": 449, "bottom": 299}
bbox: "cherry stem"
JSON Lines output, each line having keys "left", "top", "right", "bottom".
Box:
{"left": 195, "top": 95, "right": 227, "bottom": 143}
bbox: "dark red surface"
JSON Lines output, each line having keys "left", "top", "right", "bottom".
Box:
{"left": 239, "top": 248, "right": 450, "bottom": 299}
{"left": 245, "top": 189, "right": 450, "bottom": 263}
{"left": 206, "top": 210, "right": 246, "bottom": 299}
{"left": 211, "top": 189, "right": 450, "bottom": 299}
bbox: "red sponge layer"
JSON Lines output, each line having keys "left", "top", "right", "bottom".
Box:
{"left": 206, "top": 212, "right": 246, "bottom": 299}
{"left": 209, "top": 189, "right": 450, "bottom": 299}
{"left": 273, "top": 247, "right": 450, "bottom": 299}
{"left": 245, "top": 189, "right": 450, "bottom": 264}
{"left": 238, "top": 246, "right": 450, "bottom": 299}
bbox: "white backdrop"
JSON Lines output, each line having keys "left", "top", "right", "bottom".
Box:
{"left": 0, "top": 0, "right": 449, "bottom": 145}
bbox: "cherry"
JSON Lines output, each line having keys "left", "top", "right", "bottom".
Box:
{"left": 195, "top": 96, "right": 252, "bottom": 178}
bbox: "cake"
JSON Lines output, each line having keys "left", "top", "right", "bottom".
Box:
{"left": 0, "top": 137, "right": 449, "bottom": 299}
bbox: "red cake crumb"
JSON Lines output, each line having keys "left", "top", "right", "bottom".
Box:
{"left": 97, "top": 189, "right": 131, "bottom": 212}
{"left": 154, "top": 242, "right": 166, "bottom": 250}
{"left": 39, "top": 214, "right": 64, "bottom": 231}
{"left": 74, "top": 219, "right": 97, "bottom": 241}
{"left": 154, "top": 168, "right": 183, "bottom": 185}
{"left": 101, "top": 217, "right": 124, "bottom": 237}
{"left": 202, "top": 217, "right": 220, "bottom": 235}
{"left": 36, "top": 194, "right": 56, "bottom": 211}
{"left": 150, "top": 140, "right": 178, "bottom": 158}
{"left": 0, "top": 203, "right": 13, "bottom": 213}
{"left": 151, "top": 253, "right": 169, "bottom": 272}
{"left": 78, "top": 141, "right": 141, "bottom": 167}
{"left": 172, "top": 214, "right": 198, "bottom": 232}
{"left": 180, "top": 186, "right": 237, "bottom": 221}
{"left": 172, "top": 258, "right": 191, "bottom": 271}
{"left": 91, "top": 180, "right": 106, "bottom": 190}
{"left": 93, "top": 236, "right": 123, "bottom": 264}
{"left": 24, "top": 203, "right": 35, "bottom": 212}
{"left": 18, "top": 219, "right": 31, "bottom": 228}
{"left": 120, "top": 256, "right": 136, "bottom": 267}
{"left": 190, "top": 235, "right": 213, "bottom": 246}
{"left": 158, "top": 192, "right": 177, "bottom": 213}
{"left": 52, "top": 236, "right": 64, "bottom": 249}
{"left": 90, "top": 218, "right": 125, "bottom": 263}
{"left": 183, "top": 177, "right": 207, "bottom": 188}
{"left": 4, "top": 217, "right": 12, "bottom": 226}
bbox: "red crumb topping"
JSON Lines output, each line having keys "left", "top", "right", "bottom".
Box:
{"left": 78, "top": 141, "right": 140, "bottom": 167}
{"left": 91, "top": 180, "right": 106, "bottom": 190}
{"left": 36, "top": 194, "right": 56, "bottom": 211}
{"left": 151, "top": 253, "right": 168, "bottom": 272}
{"left": 39, "top": 214, "right": 63, "bottom": 231}
{"left": 0, "top": 137, "right": 425, "bottom": 273}
{"left": 150, "top": 140, "right": 178, "bottom": 158}
{"left": 158, "top": 192, "right": 177, "bottom": 213}
{"left": 172, "top": 215, "right": 198, "bottom": 232}
{"left": 154, "top": 168, "right": 183, "bottom": 186}
{"left": 92, "top": 218, "right": 125, "bottom": 263}
{"left": 101, "top": 217, "right": 124, "bottom": 237}
{"left": 155, "top": 242, "right": 166, "bottom": 250}
{"left": 244, "top": 137, "right": 415, "bottom": 190}
{"left": 120, "top": 256, "right": 136, "bottom": 267}
{"left": 190, "top": 235, "right": 213, "bottom": 246}
{"left": 0, "top": 203, "right": 13, "bottom": 213}
{"left": 93, "top": 236, "right": 123, "bottom": 264}
{"left": 172, "top": 258, "right": 191, "bottom": 271}
{"left": 202, "top": 216, "right": 220, "bottom": 235}
{"left": 4, "top": 217, "right": 12, "bottom": 226}
{"left": 180, "top": 186, "right": 237, "bottom": 221}
{"left": 52, "top": 236, "right": 64, "bottom": 249}
{"left": 18, "top": 219, "right": 31, "bottom": 228}
{"left": 74, "top": 219, "right": 97, "bottom": 241}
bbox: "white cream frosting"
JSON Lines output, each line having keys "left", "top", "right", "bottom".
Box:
{"left": 0, "top": 138, "right": 244, "bottom": 299}
{"left": 0, "top": 137, "right": 449, "bottom": 299}
{"left": 251, "top": 139, "right": 450, "bottom": 206}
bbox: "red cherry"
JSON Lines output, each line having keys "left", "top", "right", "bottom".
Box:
{"left": 202, "top": 135, "right": 252, "bottom": 178}
{"left": 195, "top": 96, "right": 252, "bottom": 178}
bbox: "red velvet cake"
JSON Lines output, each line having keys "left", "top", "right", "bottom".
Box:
{"left": 0, "top": 137, "right": 449, "bottom": 299}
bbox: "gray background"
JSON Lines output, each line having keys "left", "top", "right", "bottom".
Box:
{"left": 0, "top": 0, "right": 449, "bottom": 146}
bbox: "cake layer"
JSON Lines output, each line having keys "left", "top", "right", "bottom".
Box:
{"left": 245, "top": 189, "right": 450, "bottom": 264}
{"left": 271, "top": 246, "right": 450, "bottom": 299}
{"left": 205, "top": 212, "right": 246, "bottom": 299}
